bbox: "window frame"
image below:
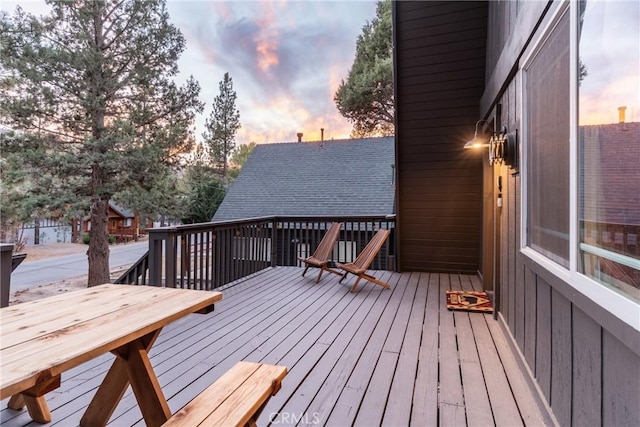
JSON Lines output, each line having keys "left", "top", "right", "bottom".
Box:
{"left": 519, "top": 0, "right": 640, "bottom": 331}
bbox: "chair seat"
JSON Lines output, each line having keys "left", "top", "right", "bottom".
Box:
{"left": 298, "top": 256, "right": 327, "bottom": 267}
{"left": 335, "top": 262, "right": 365, "bottom": 275}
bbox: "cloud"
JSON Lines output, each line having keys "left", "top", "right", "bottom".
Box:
{"left": 1, "top": 0, "right": 377, "bottom": 145}
{"left": 579, "top": 0, "right": 639, "bottom": 125}
{"left": 169, "top": 0, "right": 376, "bottom": 144}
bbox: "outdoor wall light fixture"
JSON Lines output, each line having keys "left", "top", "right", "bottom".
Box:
{"left": 489, "top": 126, "right": 518, "bottom": 168}
{"left": 464, "top": 121, "right": 518, "bottom": 169}
{"left": 463, "top": 120, "right": 490, "bottom": 149}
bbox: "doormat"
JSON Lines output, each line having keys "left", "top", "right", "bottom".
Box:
{"left": 446, "top": 290, "right": 493, "bottom": 313}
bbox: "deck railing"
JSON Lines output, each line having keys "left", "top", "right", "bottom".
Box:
{"left": 580, "top": 220, "right": 640, "bottom": 288}
{"left": 137, "top": 215, "right": 395, "bottom": 290}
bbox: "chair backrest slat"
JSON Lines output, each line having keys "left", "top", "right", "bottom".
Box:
{"left": 353, "top": 229, "right": 390, "bottom": 270}
{"left": 312, "top": 222, "right": 342, "bottom": 261}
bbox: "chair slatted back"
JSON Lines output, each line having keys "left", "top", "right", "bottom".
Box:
{"left": 352, "top": 229, "right": 390, "bottom": 270}
{"left": 312, "top": 222, "right": 342, "bottom": 261}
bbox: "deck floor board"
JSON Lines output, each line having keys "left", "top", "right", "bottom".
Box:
{"left": 0, "top": 267, "right": 551, "bottom": 427}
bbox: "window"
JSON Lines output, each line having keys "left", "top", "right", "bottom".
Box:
{"left": 524, "top": 10, "right": 571, "bottom": 268}
{"left": 521, "top": 1, "right": 640, "bottom": 328}
{"left": 578, "top": 0, "right": 640, "bottom": 300}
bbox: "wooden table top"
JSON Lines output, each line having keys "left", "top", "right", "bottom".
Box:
{"left": 0, "top": 284, "right": 222, "bottom": 399}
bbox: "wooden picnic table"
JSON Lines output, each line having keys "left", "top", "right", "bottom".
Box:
{"left": 0, "top": 283, "right": 222, "bottom": 427}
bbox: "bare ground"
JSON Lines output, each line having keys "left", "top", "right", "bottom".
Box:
{"left": 9, "top": 241, "right": 139, "bottom": 305}
{"left": 20, "top": 242, "right": 88, "bottom": 262}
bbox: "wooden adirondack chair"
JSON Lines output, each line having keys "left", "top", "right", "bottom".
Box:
{"left": 336, "top": 228, "right": 391, "bottom": 293}
{"left": 298, "top": 222, "right": 343, "bottom": 283}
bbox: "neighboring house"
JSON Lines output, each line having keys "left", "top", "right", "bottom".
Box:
{"left": 393, "top": 2, "right": 638, "bottom": 426}
{"left": 213, "top": 137, "right": 395, "bottom": 267}
{"left": 80, "top": 201, "right": 150, "bottom": 242}
{"left": 21, "top": 218, "right": 72, "bottom": 245}
{"left": 213, "top": 137, "right": 395, "bottom": 220}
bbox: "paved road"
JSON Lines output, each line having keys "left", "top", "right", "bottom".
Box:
{"left": 10, "top": 241, "right": 149, "bottom": 292}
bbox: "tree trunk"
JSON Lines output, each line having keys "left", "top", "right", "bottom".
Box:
{"left": 87, "top": 198, "right": 111, "bottom": 287}
{"left": 34, "top": 218, "right": 40, "bottom": 245}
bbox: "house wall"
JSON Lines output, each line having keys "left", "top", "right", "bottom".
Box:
{"left": 393, "top": 1, "right": 487, "bottom": 274}
{"left": 483, "top": 2, "right": 640, "bottom": 426}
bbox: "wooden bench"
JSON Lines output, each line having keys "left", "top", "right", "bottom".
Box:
{"left": 163, "top": 361, "right": 287, "bottom": 427}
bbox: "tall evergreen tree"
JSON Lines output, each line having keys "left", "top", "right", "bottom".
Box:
{"left": 202, "top": 72, "right": 240, "bottom": 183}
{"left": 0, "top": 0, "right": 203, "bottom": 286}
{"left": 230, "top": 142, "right": 256, "bottom": 169}
{"left": 181, "top": 143, "right": 226, "bottom": 223}
{"left": 334, "top": 0, "right": 394, "bottom": 137}
{"left": 229, "top": 142, "right": 256, "bottom": 180}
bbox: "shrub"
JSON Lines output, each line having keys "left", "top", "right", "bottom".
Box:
{"left": 82, "top": 233, "right": 116, "bottom": 244}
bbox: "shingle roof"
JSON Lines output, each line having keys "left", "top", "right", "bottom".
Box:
{"left": 213, "top": 137, "right": 395, "bottom": 221}
{"left": 109, "top": 201, "right": 135, "bottom": 218}
{"left": 580, "top": 122, "right": 640, "bottom": 226}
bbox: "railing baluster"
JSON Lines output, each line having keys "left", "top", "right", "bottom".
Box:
{"left": 143, "top": 215, "right": 396, "bottom": 290}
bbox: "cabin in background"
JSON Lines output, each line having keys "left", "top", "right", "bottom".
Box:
{"left": 79, "top": 201, "right": 151, "bottom": 242}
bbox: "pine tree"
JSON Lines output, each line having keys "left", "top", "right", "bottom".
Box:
{"left": 334, "top": 0, "right": 394, "bottom": 137}
{"left": 0, "top": 0, "right": 203, "bottom": 286}
{"left": 202, "top": 72, "right": 241, "bottom": 184}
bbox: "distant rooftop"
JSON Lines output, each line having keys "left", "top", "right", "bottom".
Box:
{"left": 580, "top": 121, "right": 640, "bottom": 226}
{"left": 213, "top": 137, "right": 395, "bottom": 221}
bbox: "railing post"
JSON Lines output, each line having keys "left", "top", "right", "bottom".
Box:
{"left": 1, "top": 244, "right": 14, "bottom": 308}
{"left": 148, "top": 229, "right": 164, "bottom": 286}
{"left": 165, "top": 233, "right": 177, "bottom": 288}
{"left": 148, "top": 227, "right": 178, "bottom": 287}
{"left": 271, "top": 218, "right": 278, "bottom": 267}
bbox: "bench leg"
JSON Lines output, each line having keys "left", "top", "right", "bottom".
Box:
{"left": 7, "top": 374, "right": 60, "bottom": 424}
{"left": 81, "top": 329, "right": 166, "bottom": 427}
{"left": 7, "top": 394, "right": 51, "bottom": 424}
{"left": 23, "top": 396, "right": 52, "bottom": 424}
{"left": 7, "top": 394, "right": 25, "bottom": 410}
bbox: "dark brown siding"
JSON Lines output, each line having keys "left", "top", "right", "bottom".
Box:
{"left": 394, "top": 1, "right": 488, "bottom": 273}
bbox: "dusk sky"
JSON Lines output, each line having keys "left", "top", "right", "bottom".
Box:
{"left": 1, "top": 0, "right": 378, "bottom": 146}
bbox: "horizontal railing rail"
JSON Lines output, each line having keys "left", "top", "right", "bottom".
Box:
{"left": 144, "top": 215, "right": 396, "bottom": 290}
{"left": 580, "top": 220, "right": 640, "bottom": 288}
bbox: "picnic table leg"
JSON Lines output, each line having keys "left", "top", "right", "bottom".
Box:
{"left": 125, "top": 337, "right": 172, "bottom": 426}
{"left": 80, "top": 329, "right": 165, "bottom": 427}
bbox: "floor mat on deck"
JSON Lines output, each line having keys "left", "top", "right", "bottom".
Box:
{"left": 445, "top": 290, "right": 493, "bottom": 313}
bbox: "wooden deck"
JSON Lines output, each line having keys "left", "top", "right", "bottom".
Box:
{"left": 1, "top": 267, "right": 552, "bottom": 426}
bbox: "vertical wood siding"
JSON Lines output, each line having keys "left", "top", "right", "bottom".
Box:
{"left": 571, "top": 307, "right": 602, "bottom": 426}
{"left": 395, "top": 1, "right": 488, "bottom": 273}
{"left": 394, "top": 1, "right": 639, "bottom": 424}
{"left": 485, "top": 2, "right": 640, "bottom": 425}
